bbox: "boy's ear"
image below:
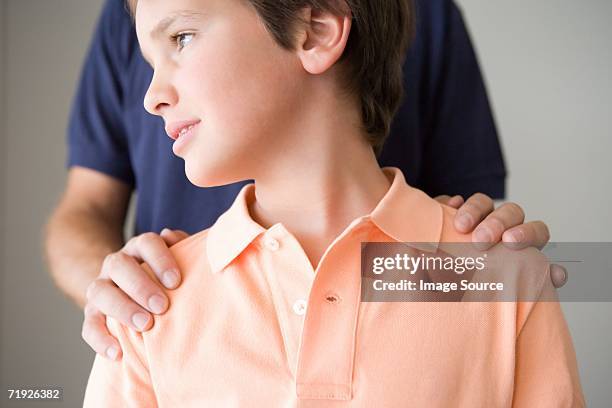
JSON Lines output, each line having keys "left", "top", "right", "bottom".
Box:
{"left": 295, "top": 7, "right": 352, "bottom": 75}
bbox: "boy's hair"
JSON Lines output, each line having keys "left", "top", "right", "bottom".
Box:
{"left": 126, "top": 0, "right": 415, "bottom": 156}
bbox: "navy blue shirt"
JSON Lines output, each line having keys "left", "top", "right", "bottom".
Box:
{"left": 67, "top": 0, "right": 506, "bottom": 236}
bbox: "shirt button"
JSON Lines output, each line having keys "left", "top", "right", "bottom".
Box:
{"left": 264, "top": 237, "right": 280, "bottom": 251}
{"left": 292, "top": 299, "right": 307, "bottom": 316}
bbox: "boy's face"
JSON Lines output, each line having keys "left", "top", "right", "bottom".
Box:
{"left": 135, "top": 0, "right": 305, "bottom": 187}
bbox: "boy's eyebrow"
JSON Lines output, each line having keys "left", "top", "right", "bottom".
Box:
{"left": 150, "top": 10, "right": 205, "bottom": 37}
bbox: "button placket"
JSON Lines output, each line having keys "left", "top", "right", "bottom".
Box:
{"left": 257, "top": 226, "right": 315, "bottom": 378}
{"left": 295, "top": 226, "right": 369, "bottom": 401}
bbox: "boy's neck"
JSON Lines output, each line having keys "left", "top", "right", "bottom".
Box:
{"left": 248, "top": 134, "right": 391, "bottom": 271}
{"left": 244, "top": 77, "right": 393, "bottom": 270}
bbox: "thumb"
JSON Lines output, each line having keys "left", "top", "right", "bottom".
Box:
{"left": 160, "top": 228, "right": 190, "bottom": 246}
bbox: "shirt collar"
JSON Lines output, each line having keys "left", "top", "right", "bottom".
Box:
{"left": 206, "top": 167, "right": 443, "bottom": 274}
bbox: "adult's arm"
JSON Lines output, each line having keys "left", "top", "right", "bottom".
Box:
{"left": 44, "top": 167, "right": 130, "bottom": 308}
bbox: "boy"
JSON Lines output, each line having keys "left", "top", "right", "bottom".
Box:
{"left": 83, "top": 0, "right": 584, "bottom": 406}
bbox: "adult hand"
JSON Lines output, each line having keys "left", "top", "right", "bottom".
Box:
{"left": 82, "top": 228, "right": 189, "bottom": 360}
{"left": 435, "top": 193, "right": 567, "bottom": 288}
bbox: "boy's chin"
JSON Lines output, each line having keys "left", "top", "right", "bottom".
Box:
{"left": 184, "top": 163, "right": 241, "bottom": 188}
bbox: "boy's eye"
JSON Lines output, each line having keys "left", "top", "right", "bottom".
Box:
{"left": 172, "top": 32, "right": 194, "bottom": 51}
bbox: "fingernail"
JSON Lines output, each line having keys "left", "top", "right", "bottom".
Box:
{"left": 162, "top": 270, "right": 179, "bottom": 288}
{"left": 148, "top": 294, "right": 167, "bottom": 314}
{"left": 161, "top": 228, "right": 170, "bottom": 235}
{"left": 106, "top": 345, "right": 119, "bottom": 360}
{"left": 474, "top": 227, "right": 492, "bottom": 243}
{"left": 132, "top": 312, "right": 150, "bottom": 331}
{"left": 456, "top": 213, "right": 473, "bottom": 231}
{"left": 506, "top": 229, "right": 524, "bottom": 243}
{"left": 550, "top": 264, "right": 568, "bottom": 288}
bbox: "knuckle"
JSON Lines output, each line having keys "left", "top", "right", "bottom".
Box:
{"left": 124, "top": 277, "right": 151, "bottom": 302}
{"left": 101, "top": 252, "right": 117, "bottom": 273}
{"left": 85, "top": 279, "right": 102, "bottom": 301}
{"left": 105, "top": 252, "right": 125, "bottom": 271}
{"left": 126, "top": 235, "right": 139, "bottom": 248}
{"left": 106, "top": 253, "right": 132, "bottom": 281}
{"left": 138, "top": 232, "right": 158, "bottom": 246}
{"left": 81, "top": 319, "right": 94, "bottom": 342}
{"left": 83, "top": 302, "right": 96, "bottom": 317}
{"left": 150, "top": 253, "right": 174, "bottom": 269}
{"left": 110, "top": 297, "right": 136, "bottom": 321}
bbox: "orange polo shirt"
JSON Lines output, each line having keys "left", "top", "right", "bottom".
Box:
{"left": 83, "top": 167, "right": 584, "bottom": 407}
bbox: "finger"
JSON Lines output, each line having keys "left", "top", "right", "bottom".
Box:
{"left": 123, "top": 232, "right": 181, "bottom": 289}
{"left": 160, "top": 228, "right": 190, "bottom": 246}
{"left": 455, "top": 193, "right": 495, "bottom": 233}
{"left": 434, "top": 195, "right": 451, "bottom": 203}
{"left": 86, "top": 278, "right": 153, "bottom": 332}
{"left": 82, "top": 304, "right": 123, "bottom": 360}
{"left": 104, "top": 251, "right": 169, "bottom": 315}
{"left": 434, "top": 195, "right": 464, "bottom": 209}
{"left": 550, "top": 263, "right": 568, "bottom": 288}
{"left": 502, "top": 221, "right": 551, "bottom": 250}
{"left": 472, "top": 202, "right": 525, "bottom": 250}
{"left": 447, "top": 195, "right": 465, "bottom": 209}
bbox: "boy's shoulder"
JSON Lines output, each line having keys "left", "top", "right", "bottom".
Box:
{"left": 167, "top": 228, "right": 214, "bottom": 276}
{"left": 169, "top": 227, "right": 212, "bottom": 252}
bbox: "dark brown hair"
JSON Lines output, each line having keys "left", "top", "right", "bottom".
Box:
{"left": 127, "top": 0, "right": 415, "bottom": 156}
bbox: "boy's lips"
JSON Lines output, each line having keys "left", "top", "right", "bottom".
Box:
{"left": 165, "top": 119, "right": 202, "bottom": 140}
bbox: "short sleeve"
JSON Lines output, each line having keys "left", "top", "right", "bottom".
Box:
{"left": 66, "top": 0, "right": 135, "bottom": 186}
{"left": 418, "top": 1, "right": 506, "bottom": 199}
{"left": 512, "top": 274, "right": 585, "bottom": 407}
{"left": 83, "top": 317, "right": 158, "bottom": 407}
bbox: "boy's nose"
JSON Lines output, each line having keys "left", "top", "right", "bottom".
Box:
{"left": 143, "top": 71, "right": 178, "bottom": 116}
